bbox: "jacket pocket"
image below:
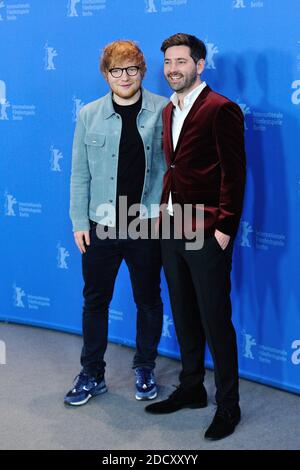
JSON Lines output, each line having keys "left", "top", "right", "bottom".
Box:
{"left": 84, "top": 133, "right": 106, "bottom": 164}
{"left": 84, "top": 133, "right": 106, "bottom": 147}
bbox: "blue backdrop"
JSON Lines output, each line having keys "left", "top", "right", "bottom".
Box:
{"left": 1, "top": 0, "right": 299, "bottom": 394}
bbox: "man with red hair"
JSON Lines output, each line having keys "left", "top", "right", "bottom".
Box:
{"left": 65, "top": 40, "right": 168, "bottom": 406}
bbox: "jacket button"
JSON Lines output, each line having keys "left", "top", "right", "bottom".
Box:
{"left": 110, "top": 177, "right": 114, "bottom": 180}
{"left": 146, "top": 169, "right": 150, "bottom": 173}
{"left": 109, "top": 199, "right": 113, "bottom": 203}
{"left": 170, "top": 164, "right": 175, "bottom": 168}
{"left": 147, "top": 146, "right": 150, "bottom": 150}
{"left": 112, "top": 154, "right": 116, "bottom": 157}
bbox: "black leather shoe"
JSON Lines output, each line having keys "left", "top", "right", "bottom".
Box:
{"left": 145, "top": 385, "right": 207, "bottom": 414}
{"left": 204, "top": 405, "right": 241, "bottom": 440}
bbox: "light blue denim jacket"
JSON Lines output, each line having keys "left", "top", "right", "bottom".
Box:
{"left": 70, "top": 88, "right": 168, "bottom": 232}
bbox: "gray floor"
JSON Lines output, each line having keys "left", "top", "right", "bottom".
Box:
{"left": 0, "top": 322, "right": 299, "bottom": 450}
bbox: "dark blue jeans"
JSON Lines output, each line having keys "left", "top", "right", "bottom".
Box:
{"left": 80, "top": 222, "right": 163, "bottom": 378}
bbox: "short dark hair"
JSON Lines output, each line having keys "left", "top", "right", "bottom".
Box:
{"left": 160, "top": 33, "right": 207, "bottom": 63}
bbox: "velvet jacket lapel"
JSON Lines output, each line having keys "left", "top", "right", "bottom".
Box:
{"left": 163, "top": 85, "right": 211, "bottom": 164}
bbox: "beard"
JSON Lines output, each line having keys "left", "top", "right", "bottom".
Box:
{"left": 166, "top": 69, "right": 198, "bottom": 94}
{"left": 111, "top": 82, "right": 141, "bottom": 100}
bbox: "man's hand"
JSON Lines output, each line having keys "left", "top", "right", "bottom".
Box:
{"left": 74, "top": 230, "right": 90, "bottom": 254}
{"left": 153, "top": 217, "right": 160, "bottom": 236}
{"left": 214, "top": 229, "right": 230, "bottom": 250}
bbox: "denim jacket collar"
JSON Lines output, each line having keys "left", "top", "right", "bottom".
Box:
{"left": 102, "top": 87, "right": 156, "bottom": 119}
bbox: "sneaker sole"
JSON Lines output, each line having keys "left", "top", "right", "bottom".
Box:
{"left": 64, "top": 385, "right": 108, "bottom": 406}
{"left": 135, "top": 390, "right": 158, "bottom": 401}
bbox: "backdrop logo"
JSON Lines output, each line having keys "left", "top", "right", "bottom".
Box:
{"left": 162, "top": 314, "right": 173, "bottom": 338}
{"left": 291, "top": 80, "right": 300, "bottom": 105}
{"left": 256, "top": 231, "right": 285, "bottom": 251}
{"left": 258, "top": 345, "right": 288, "bottom": 364}
{"left": 239, "top": 220, "right": 253, "bottom": 248}
{"left": 291, "top": 340, "right": 300, "bottom": 365}
{"left": 108, "top": 309, "right": 124, "bottom": 324}
{"left": 50, "top": 146, "right": 63, "bottom": 172}
{"left": 13, "top": 283, "right": 50, "bottom": 310}
{"left": 0, "top": 99, "right": 10, "bottom": 120}
{"left": 4, "top": 191, "right": 42, "bottom": 218}
{"left": 145, "top": 0, "right": 188, "bottom": 14}
{"left": 67, "top": 0, "right": 80, "bottom": 16}
{"left": 0, "top": 79, "right": 10, "bottom": 120}
{"left": 237, "top": 99, "right": 251, "bottom": 130}
{"left": 0, "top": 79, "right": 6, "bottom": 103}
{"left": 239, "top": 221, "right": 286, "bottom": 251}
{"left": 0, "top": 81, "right": 36, "bottom": 121}
{"left": 233, "top": 0, "right": 246, "bottom": 7}
{"left": 252, "top": 110, "right": 283, "bottom": 132}
{"left": 0, "top": 341, "right": 6, "bottom": 365}
{"left": 4, "top": 191, "right": 17, "bottom": 216}
{"left": 57, "top": 243, "right": 70, "bottom": 269}
{"left": 0, "top": 1, "right": 5, "bottom": 20}
{"left": 145, "top": 0, "right": 157, "bottom": 12}
{"left": 232, "top": 0, "right": 264, "bottom": 8}
{"left": 13, "top": 284, "right": 26, "bottom": 307}
{"left": 242, "top": 330, "right": 256, "bottom": 359}
{"left": 73, "top": 96, "right": 85, "bottom": 122}
{"left": 67, "top": 0, "right": 106, "bottom": 17}
{"left": 0, "top": 1, "right": 30, "bottom": 21}
{"left": 205, "top": 41, "right": 219, "bottom": 70}
{"left": 44, "top": 42, "right": 58, "bottom": 71}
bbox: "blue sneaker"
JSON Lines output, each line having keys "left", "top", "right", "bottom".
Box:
{"left": 135, "top": 367, "right": 157, "bottom": 401}
{"left": 64, "top": 371, "right": 107, "bottom": 406}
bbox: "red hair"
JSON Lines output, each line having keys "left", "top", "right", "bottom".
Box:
{"left": 100, "top": 40, "right": 146, "bottom": 78}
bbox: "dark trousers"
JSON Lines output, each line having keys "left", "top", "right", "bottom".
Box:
{"left": 80, "top": 223, "right": 163, "bottom": 378}
{"left": 161, "top": 235, "right": 239, "bottom": 409}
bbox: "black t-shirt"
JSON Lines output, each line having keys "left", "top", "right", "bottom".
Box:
{"left": 113, "top": 94, "right": 145, "bottom": 228}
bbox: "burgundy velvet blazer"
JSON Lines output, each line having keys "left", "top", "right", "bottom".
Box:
{"left": 161, "top": 85, "right": 246, "bottom": 238}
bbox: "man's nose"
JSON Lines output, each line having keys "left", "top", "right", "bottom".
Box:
{"left": 168, "top": 63, "right": 178, "bottom": 73}
{"left": 121, "top": 71, "right": 130, "bottom": 80}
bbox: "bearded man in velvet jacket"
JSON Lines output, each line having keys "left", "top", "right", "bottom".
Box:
{"left": 145, "top": 33, "right": 246, "bottom": 442}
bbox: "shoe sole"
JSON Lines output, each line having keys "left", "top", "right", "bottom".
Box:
{"left": 188, "top": 402, "right": 207, "bottom": 409}
{"left": 64, "top": 385, "right": 108, "bottom": 406}
{"left": 204, "top": 429, "right": 235, "bottom": 441}
{"left": 135, "top": 390, "right": 158, "bottom": 401}
{"left": 204, "top": 417, "right": 241, "bottom": 441}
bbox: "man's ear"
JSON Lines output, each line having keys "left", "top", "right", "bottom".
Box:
{"left": 197, "top": 59, "right": 205, "bottom": 75}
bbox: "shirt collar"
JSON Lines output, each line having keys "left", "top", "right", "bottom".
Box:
{"left": 170, "top": 81, "right": 207, "bottom": 110}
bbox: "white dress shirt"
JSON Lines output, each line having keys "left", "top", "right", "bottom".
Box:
{"left": 167, "top": 81, "right": 207, "bottom": 215}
